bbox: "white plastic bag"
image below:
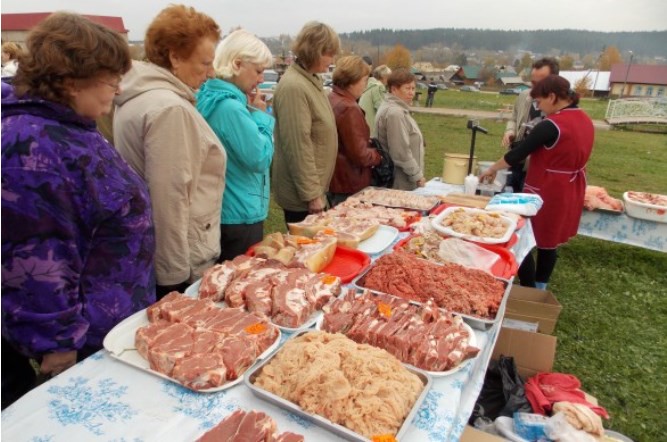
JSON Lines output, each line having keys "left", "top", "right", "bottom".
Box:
{"left": 486, "top": 193, "right": 544, "bottom": 216}
{"left": 544, "top": 412, "right": 598, "bottom": 442}
{"left": 437, "top": 238, "right": 499, "bottom": 273}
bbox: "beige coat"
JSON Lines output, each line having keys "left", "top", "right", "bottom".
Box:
{"left": 376, "top": 94, "right": 424, "bottom": 191}
{"left": 113, "top": 61, "right": 226, "bottom": 285}
{"left": 272, "top": 63, "right": 338, "bottom": 212}
{"left": 505, "top": 89, "right": 534, "bottom": 141}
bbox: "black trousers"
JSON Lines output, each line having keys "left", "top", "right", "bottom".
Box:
{"left": 218, "top": 222, "right": 264, "bottom": 263}
{"left": 518, "top": 248, "right": 559, "bottom": 287}
{"left": 283, "top": 209, "right": 309, "bottom": 227}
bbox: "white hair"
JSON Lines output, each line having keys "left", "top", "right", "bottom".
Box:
{"left": 213, "top": 29, "right": 273, "bottom": 79}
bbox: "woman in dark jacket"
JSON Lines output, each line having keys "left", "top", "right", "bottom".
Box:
{"left": 327, "top": 55, "right": 381, "bottom": 206}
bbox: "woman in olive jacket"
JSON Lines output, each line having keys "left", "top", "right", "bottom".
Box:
{"left": 272, "top": 21, "right": 340, "bottom": 223}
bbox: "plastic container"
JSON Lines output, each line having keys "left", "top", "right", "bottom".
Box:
{"left": 442, "top": 153, "right": 477, "bottom": 184}
{"left": 463, "top": 174, "right": 479, "bottom": 195}
{"left": 623, "top": 191, "right": 667, "bottom": 223}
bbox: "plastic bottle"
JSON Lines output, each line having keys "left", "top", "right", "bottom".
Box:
{"left": 464, "top": 174, "right": 479, "bottom": 195}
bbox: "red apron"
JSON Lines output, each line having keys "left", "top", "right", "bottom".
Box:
{"left": 524, "top": 108, "right": 594, "bottom": 249}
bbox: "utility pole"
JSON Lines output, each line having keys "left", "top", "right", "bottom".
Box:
{"left": 621, "top": 51, "right": 634, "bottom": 98}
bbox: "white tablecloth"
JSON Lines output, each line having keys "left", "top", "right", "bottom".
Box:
{"left": 578, "top": 210, "right": 666, "bottom": 253}
{"left": 2, "top": 186, "right": 537, "bottom": 442}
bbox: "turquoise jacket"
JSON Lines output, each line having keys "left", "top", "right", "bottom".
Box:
{"left": 196, "top": 79, "right": 275, "bottom": 224}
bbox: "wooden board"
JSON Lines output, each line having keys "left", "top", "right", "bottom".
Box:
{"left": 438, "top": 192, "right": 491, "bottom": 209}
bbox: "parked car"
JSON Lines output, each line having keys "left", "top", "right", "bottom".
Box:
{"left": 436, "top": 83, "right": 448, "bottom": 90}
{"left": 460, "top": 85, "right": 480, "bottom": 92}
{"left": 416, "top": 82, "right": 428, "bottom": 90}
{"left": 258, "top": 69, "right": 279, "bottom": 92}
{"left": 499, "top": 88, "right": 521, "bottom": 95}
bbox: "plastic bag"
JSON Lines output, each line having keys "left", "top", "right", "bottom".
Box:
{"left": 544, "top": 412, "right": 598, "bottom": 442}
{"left": 486, "top": 193, "right": 544, "bottom": 216}
{"left": 469, "top": 356, "right": 533, "bottom": 425}
{"left": 437, "top": 238, "right": 499, "bottom": 273}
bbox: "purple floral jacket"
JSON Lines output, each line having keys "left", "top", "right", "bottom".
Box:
{"left": 1, "top": 84, "right": 156, "bottom": 357}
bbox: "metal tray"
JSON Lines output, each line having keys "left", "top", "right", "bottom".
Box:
{"left": 103, "top": 308, "right": 281, "bottom": 392}
{"left": 185, "top": 278, "right": 321, "bottom": 334}
{"left": 352, "top": 262, "right": 511, "bottom": 330}
{"left": 353, "top": 186, "right": 441, "bottom": 215}
{"left": 245, "top": 330, "right": 432, "bottom": 442}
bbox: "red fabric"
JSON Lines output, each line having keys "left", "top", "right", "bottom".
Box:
{"left": 525, "top": 372, "right": 609, "bottom": 419}
{"left": 524, "top": 108, "right": 594, "bottom": 248}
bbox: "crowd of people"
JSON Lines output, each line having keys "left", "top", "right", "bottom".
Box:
{"left": 1, "top": 5, "right": 594, "bottom": 410}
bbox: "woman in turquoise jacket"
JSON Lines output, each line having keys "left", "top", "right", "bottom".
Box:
{"left": 196, "top": 29, "right": 275, "bottom": 261}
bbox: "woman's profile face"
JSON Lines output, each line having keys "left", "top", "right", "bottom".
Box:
{"left": 233, "top": 60, "right": 265, "bottom": 95}
{"left": 68, "top": 74, "right": 122, "bottom": 120}
{"left": 392, "top": 81, "right": 416, "bottom": 104}
{"left": 170, "top": 37, "right": 216, "bottom": 89}
{"left": 347, "top": 76, "right": 368, "bottom": 100}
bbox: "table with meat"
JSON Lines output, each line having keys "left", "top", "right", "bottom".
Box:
{"left": 2, "top": 184, "right": 538, "bottom": 442}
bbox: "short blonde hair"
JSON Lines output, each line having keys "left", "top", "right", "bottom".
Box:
{"left": 292, "top": 21, "right": 340, "bottom": 70}
{"left": 213, "top": 29, "right": 273, "bottom": 79}
{"left": 332, "top": 56, "right": 370, "bottom": 89}
{"left": 2, "top": 42, "right": 23, "bottom": 60}
{"left": 372, "top": 65, "right": 391, "bottom": 80}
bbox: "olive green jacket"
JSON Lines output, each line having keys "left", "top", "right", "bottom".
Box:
{"left": 272, "top": 63, "right": 337, "bottom": 212}
{"left": 359, "top": 77, "right": 386, "bottom": 137}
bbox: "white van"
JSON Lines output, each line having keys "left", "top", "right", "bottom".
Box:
{"left": 258, "top": 69, "right": 279, "bottom": 92}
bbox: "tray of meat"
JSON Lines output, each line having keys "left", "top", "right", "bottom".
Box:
{"left": 247, "top": 241, "right": 370, "bottom": 284}
{"left": 583, "top": 186, "right": 624, "bottom": 215}
{"left": 623, "top": 191, "right": 667, "bottom": 223}
{"left": 186, "top": 256, "right": 342, "bottom": 333}
{"left": 245, "top": 330, "right": 431, "bottom": 442}
{"left": 316, "top": 290, "right": 479, "bottom": 377}
{"left": 431, "top": 206, "right": 516, "bottom": 244}
{"left": 352, "top": 251, "right": 510, "bottom": 330}
{"left": 353, "top": 186, "right": 441, "bottom": 214}
{"left": 395, "top": 232, "right": 518, "bottom": 279}
{"left": 103, "top": 294, "right": 281, "bottom": 392}
{"left": 195, "top": 409, "right": 304, "bottom": 442}
{"left": 432, "top": 203, "right": 526, "bottom": 230}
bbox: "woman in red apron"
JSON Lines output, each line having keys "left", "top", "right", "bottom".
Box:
{"left": 480, "top": 75, "right": 594, "bottom": 290}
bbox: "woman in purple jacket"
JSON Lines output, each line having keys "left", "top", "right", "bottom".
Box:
{"left": 1, "top": 13, "right": 156, "bottom": 408}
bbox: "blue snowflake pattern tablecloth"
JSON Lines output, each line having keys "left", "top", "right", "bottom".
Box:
{"left": 578, "top": 210, "right": 666, "bottom": 253}
{"left": 2, "top": 185, "right": 536, "bottom": 442}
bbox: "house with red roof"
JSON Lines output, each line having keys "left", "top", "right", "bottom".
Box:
{"left": 609, "top": 64, "right": 667, "bottom": 98}
{"left": 1, "top": 13, "right": 128, "bottom": 45}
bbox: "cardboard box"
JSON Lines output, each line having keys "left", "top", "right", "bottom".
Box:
{"left": 505, "top": 286, "right": 562, "bottom": 335}
{"left": 492, "top": 327, "right": 557, "bottom": 379}
{"left": 460, "top": 425, "right": 505, "bottom": 441}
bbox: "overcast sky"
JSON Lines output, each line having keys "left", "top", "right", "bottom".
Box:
{"left": 3, "top": 0, "right": 666, "bottom": 40}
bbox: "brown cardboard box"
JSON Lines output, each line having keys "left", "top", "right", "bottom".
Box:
{"left": 460, "top": 425, "right": 505, "bottom": 441}
{"left": 492, "top": 327, "right": 557, "bottom": 379}
{"left": 504, "top": 286, "right": 562, "bottom": 335}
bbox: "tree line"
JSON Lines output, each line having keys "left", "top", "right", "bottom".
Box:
{"left": 339, "top": 28, "right": 667, "bottom": 58}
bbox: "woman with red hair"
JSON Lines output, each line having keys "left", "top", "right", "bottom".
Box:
{"left": 113, "top": 5, "right": 226, "bottom": 299}
{"left": 480, "top": 75, "right": 594, "bottom": 290}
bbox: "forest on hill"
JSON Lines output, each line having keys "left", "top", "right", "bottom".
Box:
{"left": 339, "top": 28, "right": 667, "bottom": 58}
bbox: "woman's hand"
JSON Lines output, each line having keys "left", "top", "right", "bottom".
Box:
{"left": 416, "top": 177, "right": 426, "bottom": 187}
{"left": 501, "top": 131, "right": 515, "bottom": 149}
{"left": 479, "top": 167, "right": 497, "bottom": 184}
{"left": 40, "top": 350, "right": 77, "bottom": 377}
{"left": 248, "top": 88, "right": 267, "bottom": 111}
{"left": 307, "top": 196, "right": 325, "bottom": 214}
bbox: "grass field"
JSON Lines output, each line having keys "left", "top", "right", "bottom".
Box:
{"left": 264, "top": 104, "right": 666, "bottom": 441}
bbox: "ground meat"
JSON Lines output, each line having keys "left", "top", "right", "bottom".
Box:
{"left": 358, "top": 251, "right": 505, "bottom": 319}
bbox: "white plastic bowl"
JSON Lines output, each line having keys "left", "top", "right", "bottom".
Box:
{"left": 623, "top": 191, "right": 667, "bottom": 223}
{"left": 431, "top": 206, "right": 516, "bottom": 244}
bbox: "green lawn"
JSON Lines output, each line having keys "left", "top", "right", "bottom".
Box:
{"left": 265, "top": 111, "right": 666, "bottom": 441}
{"left": 423, "top": 89, "right": 611, "bottom": 120}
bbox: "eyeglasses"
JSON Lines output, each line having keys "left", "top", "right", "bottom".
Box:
{"left": 98, "top": 79, "right": 121, "bottom": 93}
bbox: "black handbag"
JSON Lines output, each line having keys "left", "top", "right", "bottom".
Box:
{"left": 369, "top": 137, "right": 394, "bottom": 188}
